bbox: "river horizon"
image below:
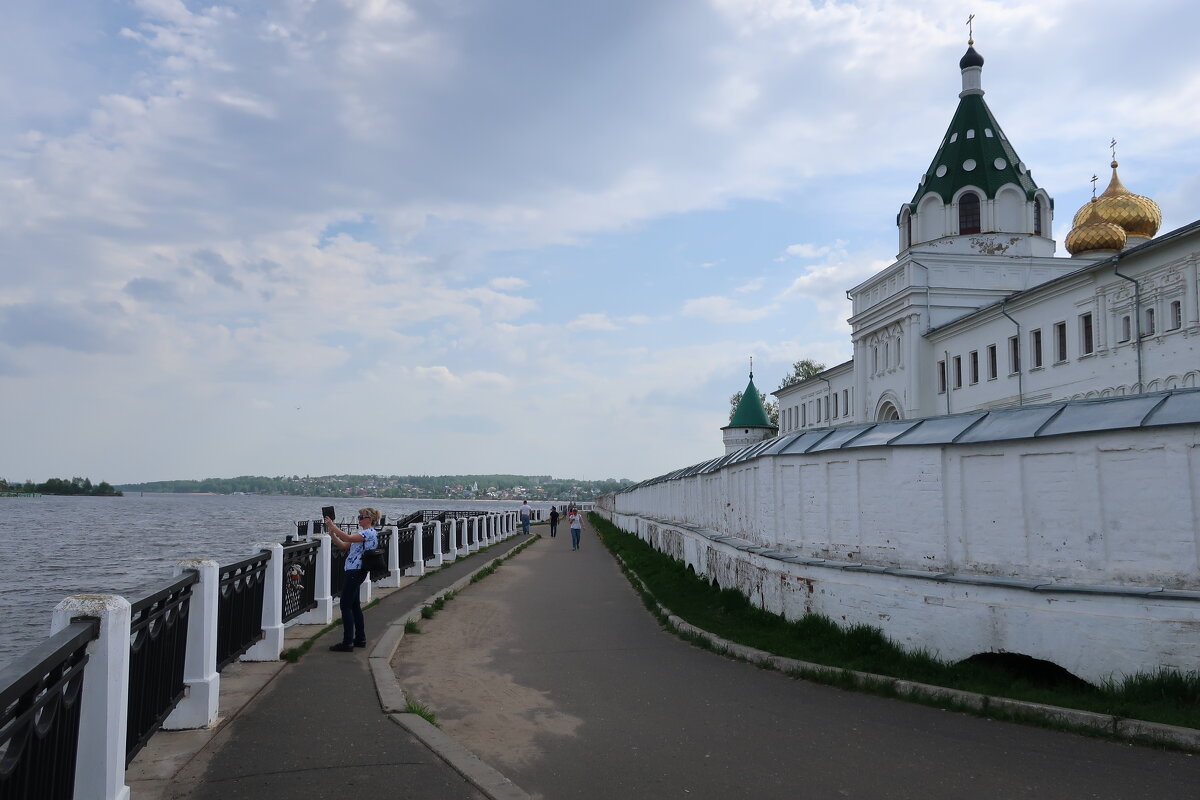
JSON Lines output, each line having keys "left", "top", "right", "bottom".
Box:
{"left": 0, "top": 493, "right": 570, "bottom": 672}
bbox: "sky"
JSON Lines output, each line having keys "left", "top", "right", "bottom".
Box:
{"left": 3, "top": 0, "right": 1199, "bottom": 485}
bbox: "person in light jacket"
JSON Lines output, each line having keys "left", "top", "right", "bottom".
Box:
{"left": 325, "top": 507, "right": 379, "bottom": 651}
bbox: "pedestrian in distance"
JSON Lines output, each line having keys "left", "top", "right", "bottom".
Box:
{"left": 325, "top": 507, "right": 380, "bottom": 652}
{"left": 548, "top": 505, "right": 559, "bottom": 537}
{"left": 569, "top": 508, "right": 582, "bottom": 550}
{"left": 519, "top": 499, "right": 532, "bottom": 535}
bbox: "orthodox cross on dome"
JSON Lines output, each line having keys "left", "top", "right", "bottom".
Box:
{"left": 1091, "top": 174, "right": 1099, "bottom": 199}
{"left": 749, "top": 355, "right": 754, "bottom": 380}
{"left": 1110, "top": 137, "right": 1118, "bottom": 162}
{"left": 966, "top": 13, "right": 975, "bottom": 45}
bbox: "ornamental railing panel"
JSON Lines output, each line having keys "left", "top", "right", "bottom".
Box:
{"left": 280, "top": 541, "right": 319, "bottom": 623}
{"left": 216, "top": 553, "right": 268, "bottom": 672}
{"left": 126, "top": 572, "right": 197, "bottom": 765}
{"left": 396, "top": 526, "right": 416, "bottom": 570}
{"left": 421, "top": 526, "right": 436, "bottom": 563}
{"left": 330, "top": 546, "right": 348, "bottom": 600}
{"left": 0, "top": 619, "right": 98, "bottom": 800}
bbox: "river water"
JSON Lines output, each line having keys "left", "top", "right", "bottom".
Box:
{"left": 0, "top": 494, "right": 565, "bottom": 672}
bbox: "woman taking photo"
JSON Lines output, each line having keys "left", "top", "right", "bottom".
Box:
{"left": 324, "top": 507, "right": 380, "bottom": 652}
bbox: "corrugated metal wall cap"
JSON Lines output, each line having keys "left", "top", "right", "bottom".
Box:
{"left": 1144, "top": 389, "right": 1200, "bottom": 428}
{"left": 807, "top": 423, "right": 877, "bottom": 452}
{"left": 954, "top": 403, "right": 1064, "bottom": 443}
{"left": 778, "top": 430, "right": 836, "bottom": 454}
{"left": 1036, "top": 394, "right": 1166, "bottom": 438}
{"left": 844, "top": 419, "right": 922, "bottom": 448}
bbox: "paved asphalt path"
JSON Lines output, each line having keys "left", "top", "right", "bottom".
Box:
{"left": 444, "top": 519, "right": 1200, "bottom": 799}
{"left": 171, "top": 535, "right": 530, "bottom": 800}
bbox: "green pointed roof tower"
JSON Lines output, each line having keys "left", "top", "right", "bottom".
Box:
{"left": 722, "top": 364, "right": 776, "bottom": 454}
{"left": 896, "top": 37, "right": 1055, "bottom": 256}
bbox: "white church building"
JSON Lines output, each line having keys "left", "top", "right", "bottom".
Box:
{"left": 771, "top": 40, "right": 1199, "bottom": 435}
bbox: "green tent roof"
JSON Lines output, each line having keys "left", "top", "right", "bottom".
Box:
{"left": 907, "top": 62, "right": 1041, "bottom": 209}
{"left": 727, "top": 376, "right": 774, "bottom": 429}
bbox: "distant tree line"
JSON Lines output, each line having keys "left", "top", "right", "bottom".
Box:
{"left": 2, "top": 477, "right": 122, "bottom": 496}
{"left": 114, "top": 474, "right": 634, "bottom": 499}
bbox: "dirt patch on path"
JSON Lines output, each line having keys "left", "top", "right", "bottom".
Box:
{"left": 392, "top": 541, "right": 582, "bottom": 772}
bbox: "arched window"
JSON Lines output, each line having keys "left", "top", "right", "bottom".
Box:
{"left": 959, "top": 192, "right": 981, "bottom": 234}
{"left": 1033, "top": 197, "right": 1044, "bottom": 236}
{"left": 877, "top": 402, "right": 901, "bottom": 421}
{"left": 906, "top": 212, "right": 913, "bottom": 247}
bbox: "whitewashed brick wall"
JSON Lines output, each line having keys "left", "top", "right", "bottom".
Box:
{"left": 606, "top": 423, "right": 1200, "bottom": 682}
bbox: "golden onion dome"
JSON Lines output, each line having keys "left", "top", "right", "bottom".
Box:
{"left": 1066, "top": 198, "right": 1127, "bottom": 256}
{"left": 1070, "top": 160, "right": 1162, "bottom": 240}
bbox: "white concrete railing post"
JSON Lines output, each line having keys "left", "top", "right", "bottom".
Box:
{"left": 162, "top": 560, "right": 219, "bottom": 730}
{"left": 52, "top": 595, "right": 131, "bottom": 800}
{"left": 376, "top": 526, "right": 404, "bottom": 588}
{"left": 407, "top": 523, "right": 425, "bottom": 577}
{"left": 456, "top": 518, "right": 470, "bottom": 557}
{"left": 242, "top": 543, "right": 284, "bottom": 661}
{"left": 296, "top": 534, "right": 333, "bottom": 624}
{"left": 428, "top": 520, "right": 445, "bottom": 567}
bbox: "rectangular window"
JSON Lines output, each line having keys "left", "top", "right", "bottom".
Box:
{"left": 1030, "top": 329, "right": 1043, "bottom": 368}
{"left": 1144, "top": 308, "right": 1156, "bottom": 337}
{"left": 801, "top": 404, "right": 807, "bottom": 427}
{"left": 1008, "top": 336, "right": 1020, "bottom": 374}
{"left": 1170, "top": 300, "right": 1183, "bottom": 330}
{"left": 987, "top": 344, "right": 997, "bottom": 380}
{"left": 1054, "top": 321, "right": 1067, "bottom": 362}
{"left": 969, "top": 351, "right": 979, "bottom": 384}
{"left": 952, "top": 356, "right": 962, "bottom": 389}
{"left": 815, "top": 400, "right": 821, "bottom": 423}
{"left": 842, "top": 389, "right": 849, "bottom": 417}
{"left": 937, "top": 360, "right": 947, "bottom": 394}
{"left": 1120, "top": 315, "right": 1132, "bottom": 342}
{"left": 824, "top": 396, "right": 830, "bottom": 420}
{"left": 1080, "top": 313, "right": 1094, "bottom": 355}
{"left": 832, "top": 392, "right": 839, "bottom": 418}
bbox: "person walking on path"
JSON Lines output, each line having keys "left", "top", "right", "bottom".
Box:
{"left": 519, "top": 500, "right": 532, "bottom": 535}
{"left": 548, "top": 505, "right": 559, "bottom": 537}
{"left": 325, "top": 507, "right": 380, "bottom": 651}
{"left": 569, "top": 508, "right": 582, "bottom": 550}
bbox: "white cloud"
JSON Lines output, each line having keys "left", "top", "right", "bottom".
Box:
{"left": 568, "top": 313, "right": 620, "bottom": 331}
{"left": 489, "top": 276, "right": 528, "bottom": 291}
{"left": 681, "top": 296, "right": 777, "bottom": 324}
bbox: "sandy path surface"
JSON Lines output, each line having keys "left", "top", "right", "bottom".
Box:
{"left": 391, "top": 542, "right": 582, "bottom": 773}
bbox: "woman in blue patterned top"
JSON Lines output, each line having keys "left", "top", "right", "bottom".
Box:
{"left": 325, "top": 507, "right": 380, "bottom": 652}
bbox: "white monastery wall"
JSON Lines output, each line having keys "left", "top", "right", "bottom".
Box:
{"left": 604, "top": 421, "right": 1200, "bottom": 682}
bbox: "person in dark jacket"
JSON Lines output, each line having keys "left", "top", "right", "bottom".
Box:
{"left": 549, "top": 506, "right": 559, "bottom": 537}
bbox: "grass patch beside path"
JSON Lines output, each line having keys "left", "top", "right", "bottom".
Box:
{"left": 589, "top": 513, "right": 1200, "bottom": 732}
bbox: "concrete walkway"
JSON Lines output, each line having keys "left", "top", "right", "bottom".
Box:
{"left": 148, "top": 533, "right": 531, "bottom": 800}
{"left": 391, "top": 518, "right": 1200, "bottom": 800}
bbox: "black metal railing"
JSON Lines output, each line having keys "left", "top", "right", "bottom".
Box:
{"left": 441, "top": 522, "right": 452, "bottom": 554}
{"left": 371, "top": 529, "right": 392, "bottom": 581}
{"left": 216, "top": 553, "right": 268, "bottom": 672}
{"left": 281, "top": 541, "right": 319, "bottom": 623}
{"left": 396, "top": 526, "right": 416, "bottom": 570}
{"left": 330, "top": 546, "right": 348, "bottom": 600}
{"left": 126, "top": 572, "right": 197, "bottom": 765}
{"left": 0, "top": 618, "right": 98, "bottom": 800}
{"left": 421, "top": 525, "right": 436, "bottom": 563}
{"left": 456, "top": 520, "right": 467, "bottom": 549}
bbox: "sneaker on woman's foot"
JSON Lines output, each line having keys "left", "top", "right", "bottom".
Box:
{"left": 329, "top": 642, "right": 354, "bottom": 652}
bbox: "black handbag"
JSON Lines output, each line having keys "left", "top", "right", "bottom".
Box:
{"left": 363, "top": 547, "right": 387, "bottom": 578}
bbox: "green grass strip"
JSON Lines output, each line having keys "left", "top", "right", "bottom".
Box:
{"left": 589, "top": 513, "right": 1200, "bottom": 732}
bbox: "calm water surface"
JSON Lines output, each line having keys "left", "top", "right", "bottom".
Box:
{"left": 0, "top": 494, "right": 561, "bottom": 671}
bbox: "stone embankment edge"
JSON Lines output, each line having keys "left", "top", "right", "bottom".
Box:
{"left": 367, "top": 539, "right": 535, "bottom": 800}
{"left": 610, "top": 553, "right": 1200, "bottom": 753}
